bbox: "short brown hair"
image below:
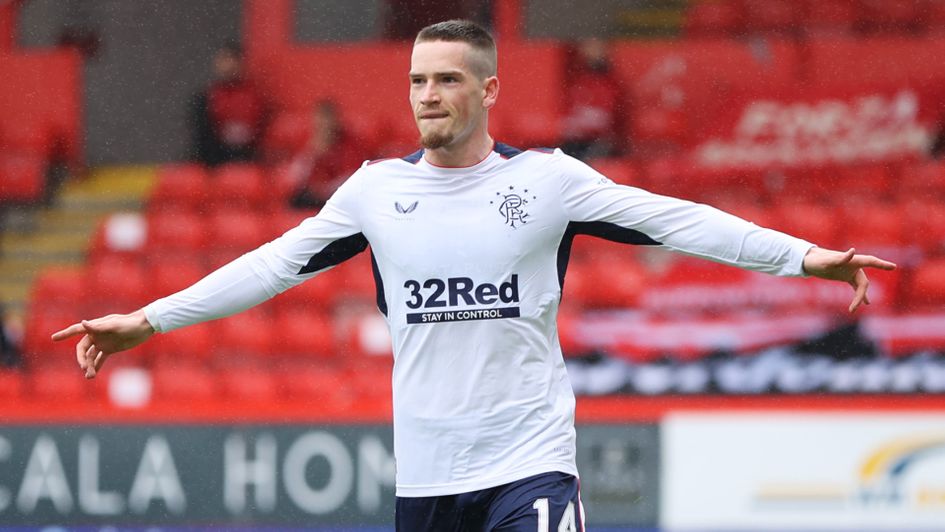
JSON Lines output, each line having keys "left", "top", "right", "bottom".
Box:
{"left": 415, "top": 19, "right": 497, "bottom": 78}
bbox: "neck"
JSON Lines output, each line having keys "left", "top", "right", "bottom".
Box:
{"left": 424, "top": 130, "right": 494, "bottom": 168}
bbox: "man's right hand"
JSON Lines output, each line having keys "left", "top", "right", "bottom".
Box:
{"left": 51, "top": 310, "right": 155, "bottom": 379}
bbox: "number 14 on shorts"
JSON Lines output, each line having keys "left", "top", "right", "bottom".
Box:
{"left": 533, "top": 498, "right": 578, "bottom": 532}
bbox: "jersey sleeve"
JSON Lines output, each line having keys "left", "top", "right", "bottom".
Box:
{"left": 556, "top": 150, "right": 814, "bottom": 277}
{"left": 143, "top": 169, "right": 368, "bottom": 333}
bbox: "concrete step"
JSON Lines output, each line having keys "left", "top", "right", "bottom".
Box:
{"left": 0, "top": 165, "right": 157, "bottom": 314}
{"left": 0, "top": 259, "right": 44, "bottom": 282}
{"left": 63, "top": 166, "right": 155, "bottom": 199}
{"left": 56, "top": 193, "right": 143, "bottom": 212}
{"left": 0, "top": 279, "right": 31, "bottom": 310}
{"left": 1, "top": 232, "right": 89, "bottom": 259}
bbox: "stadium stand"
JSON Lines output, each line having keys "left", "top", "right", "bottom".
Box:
{"left": 7, "top": 0, "right": 945, "bottom": 407}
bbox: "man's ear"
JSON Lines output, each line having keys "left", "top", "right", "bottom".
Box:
{"left": 483, "top": 76, "right": 499, "bottom": 110}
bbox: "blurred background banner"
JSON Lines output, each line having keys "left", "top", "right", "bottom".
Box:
{"left": 0, "top": 424, "right": 658, "bottom": 528}
{"left": 663, "top": 413, "right": 945, "bottom": 530}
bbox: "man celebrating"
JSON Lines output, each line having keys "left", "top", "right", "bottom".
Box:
{"left": 54, "top": 20, "right": 895, "bottom": 531}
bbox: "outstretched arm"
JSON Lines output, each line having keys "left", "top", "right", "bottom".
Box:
{"left": 50, "top": 169, "right": 368, "bottom": 379}
{"left": 555, "top": 151, "right": 898, "bottom": 314}
{"left": 802, "top": 247, "right": 897, "bottom": 313}
{"left": 51, "top": 310, "right": 155, "bottom": 379}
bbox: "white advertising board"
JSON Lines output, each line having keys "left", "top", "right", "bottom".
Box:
{"left": 662, "top": 412, "right": 945, "bottom": 530}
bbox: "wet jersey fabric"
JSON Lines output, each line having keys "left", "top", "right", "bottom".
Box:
{"left": 144, "top": 144, "right": 813, "bottom": 497}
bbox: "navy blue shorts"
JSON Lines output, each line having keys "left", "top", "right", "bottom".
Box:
{"left": 395, "top": 471, "right": 584, "bottom": 532}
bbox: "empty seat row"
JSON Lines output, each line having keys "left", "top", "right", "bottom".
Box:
{"left": 0, "top": 362, "right": 392, "bottom": 406}
{"left": 685, "top": 0, "right": 945, "bottom": 38}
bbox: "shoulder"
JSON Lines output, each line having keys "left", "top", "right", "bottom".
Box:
{"left": 494, "top": 142, "right": 559, "bottom": 159}
{"left": 499, "top": 144, "right": 584, "bottom": 177}
{"left": 365, "top": 148, "right": 423, "bottom": 166}
{"left": 347, "top": 149, "right": 428, "bottom": 188}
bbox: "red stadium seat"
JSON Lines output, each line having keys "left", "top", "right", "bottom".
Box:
{"left": 212, "top": 310, "right": 274, "bottom": 360}
{"left": 0, "top": 369, "right": 25, "bottom": 400}
{"left": 857, "top": 0, "right": 922, "bottom": 34}
{"left": 560, "top": 259, "right": 592, "bottom": 309}
{"left": 351, "top": 313, "right": 393, "bottom": 358}
{"left": 345, "top": 111, "right": 382, "bottom": 156}
{"left": 629, "top": 107, "right": 688, "bottom": 156}
{"left": 205, "top": 209, "right": 271, "bottom": 267}
{"left": 772, "top": 202, "right": 839, "bottom": 248}
{"left": 905, "top": 258, "right": 945, "bottom": 309}
{"left": 31, "top": 266, "right": 88, "bottom": 306}
{"left": 87, "top": 213, "right": 147, "bottom": 261}
{"left": 270, "top": 208, "right": 314, "bottom": 236}
{"left": 743, "top": 0, "right": 800, "bottom": 35}
{"left": 275, "top": 270, "right": 341, "bottom": 313}
{"left": 347, "top": 362, "right": 393, "bottom": 401}
{"left": 642, "top": 157, "right": 690, "bottom": 198}
{"left": 147, "top": 255, "right": 208, "bottom": 302}
{"left": 22, "top": 307, "right": 81, "bottom": 367}
{"left": 684, "top": 1, "right": 744, "bottom": 37}
{"left": 925, "top": 1, "right": 945, "bottom": 34}
{"left": 711, "top": 197, "right": 777, "bottom": 230}
{"left": 0, "top": 122, "right": 54, "bottom": 158}
{"left": 147, "top": 322, "right": 215, "bottom": 363}
{"left": 838, "top": 164, "right": 892, "bottom": 197}
{"left": 579, "top": 253, "right": 649, "bottom": 309}
{"left": 268, "top": 162, "right": 301, "bottom": 205}
{"left": 221, "top": 366, "right": 278, "bottom": 401}
{"left": 271, "top": 310, "right": 336, "bottom": 360}
{"left": 900, "top": 160, "right": 945, "bottom": 198}
{"left": 211, "top": 163, "right": 271, "bottom": 211}
{"left": 146, "top": 209, "right": 206, "bottom": 256}
{"left": 28, "top": 366, "right": 89, "bottom": 401}
{"left": 0, "top": 154, "right": 45, "bottom": 202}
{"left": 904, "top": 199, "right": 945, "bottom": 254}
{"left": 556, "top": 305, "right": 584, "bottom": 357}
{"left": 149, "top": 164, "right": 210, "bottom": 211}
{"left": 84, "top": 256, "right": 149, "bottom": 314}
{"left": 802, "top": 0, "right": 858, "bottom": 36}
{"left": 777, "top": 166, "right": 853, "bottom": 202}
{"left": 588, "top": 158, "right": 643, "bottom": 187}
{"left": 151, "top": 363, "right": 219, "bottom": 401}
{"left": 275, "top": 364, "right": 352, "bottom": 403}
{"left": 336, "top": 253, "right": 378, "bottom": 302}
{"left": 261, "top": 111, "right": 311, "bottom": 163}
{"left": 837, "top": 200, "right": 907, "bottom": 255}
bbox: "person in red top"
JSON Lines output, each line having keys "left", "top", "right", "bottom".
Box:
{"left": 286, "top": 100, "right": 364, "bottom": 209}
{"left": 190, "top": 43, "right": 267, "bottom": 166}
{"left": 560, "top": 38, "right": 627, "bottom": 161}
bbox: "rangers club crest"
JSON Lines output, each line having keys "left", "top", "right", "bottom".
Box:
{"left": 490, "top": 185, "right": 536, "bottom": 228}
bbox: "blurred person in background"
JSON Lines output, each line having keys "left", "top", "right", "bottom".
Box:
{"left": 287, "top": 100, "right": 364, "bottom": 209}
{"left": 0, "top": 305, "right": 22, "bottom": 368}
{"left": 190, "top": 43, "right": 268, "bottom": 166}
{"left": 54, "top": 20, "right": 896, "bottom": 531}
{"left": 932, "top": 112, "right": 945, "bottom": 159}
{"left": 560, "top": 38, "right": 627, "bottom": 161}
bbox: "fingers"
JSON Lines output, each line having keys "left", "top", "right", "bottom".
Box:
{"left": 75, "top": 334, "right": 92, "bottom": 369}
{"left": 87, "top": 350, "right": 105, "bottom": 379}
{"left": 848, "top": 269, "right": 870, "bottom": 314}
{"left": 838, "top": 248, "right": 856, "bottom": 265}
{"left": 849, "top": 254, "right": 898, "bottom": 271}
{"left": 52, "top": 322, "right": 88, "bottom": 341}
{"left": 84, "top": 343, "right": 98, "bottom": 379}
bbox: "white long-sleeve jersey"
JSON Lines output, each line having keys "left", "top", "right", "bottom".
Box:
{"left": 144, "top": 145, "right": 813, "bottom": 497}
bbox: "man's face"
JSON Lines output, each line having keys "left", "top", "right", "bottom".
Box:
{"left": 409, "top": 40, "right": 494, "bottom": 150}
